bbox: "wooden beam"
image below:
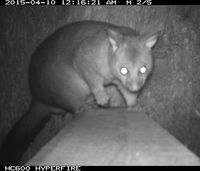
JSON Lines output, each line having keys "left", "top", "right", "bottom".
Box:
{"left": 27, "top": 108, "right": 200, "bottom": 165}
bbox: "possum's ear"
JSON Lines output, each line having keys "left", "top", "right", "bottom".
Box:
{"left": 140, "top": 32, "right": 160, "bottom": 50}
{"left": 107, "top": 29, "right": 123, "bottom": 52}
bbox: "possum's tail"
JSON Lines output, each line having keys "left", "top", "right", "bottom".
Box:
{"left": 0, "top": 100, "right": 51, "bottom": 165}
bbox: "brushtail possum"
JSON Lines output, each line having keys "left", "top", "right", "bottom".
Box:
{"left": 0, "top": 20, "right": 158, "bottom": 165}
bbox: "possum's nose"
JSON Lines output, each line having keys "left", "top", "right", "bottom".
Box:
{"left": 130, "top": 83, "right": 140, "bottom": 92}
{"left": 129, "top": 80, "right": 144, "bottom": 92}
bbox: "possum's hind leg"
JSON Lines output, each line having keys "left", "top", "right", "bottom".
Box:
{"left": 0, "top": 99, "right": 53, "bottom": 165}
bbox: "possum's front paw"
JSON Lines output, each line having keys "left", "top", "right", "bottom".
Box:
{"left": 94, "top": 90, "right": 109, "bottom": 106}
{"left": 127, "top": 104, "right": 142, "bottom": 112}
{"left": 119, "top": 88, "right": 138, "bottom": 107}
{"left": 106, "top": 85, "right": 125, "bottom": 107}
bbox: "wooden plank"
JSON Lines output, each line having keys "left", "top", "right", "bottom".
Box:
{"left": 27, "top": 108, "right": 200, "bottom": 165}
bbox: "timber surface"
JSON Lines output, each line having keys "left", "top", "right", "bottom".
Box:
{"left": 27, "top": 108, "right": 200, "bottom": 165}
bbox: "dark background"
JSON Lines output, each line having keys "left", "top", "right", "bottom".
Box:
{"left": 0, "top": 6, "right": 200, "bottom": 163}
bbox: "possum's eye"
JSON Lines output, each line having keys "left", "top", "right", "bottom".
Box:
{"left": 139, "top": 66, "right": 147, "bottom": 74}
{"left": 120, "top": 67, "right": 128, "bottom": 75}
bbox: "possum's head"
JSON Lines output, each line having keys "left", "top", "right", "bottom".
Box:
{"left": 108, "top": 29, "right": 158, "bottom": 93}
